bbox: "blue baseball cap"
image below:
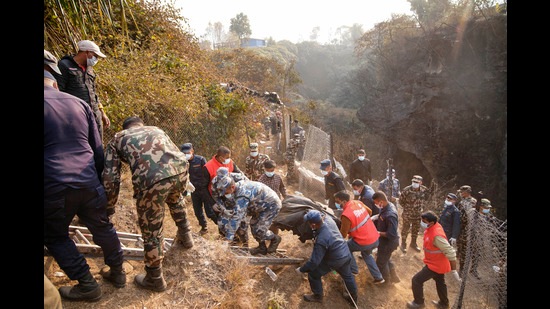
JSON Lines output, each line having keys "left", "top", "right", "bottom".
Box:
{"left": 303, "top": 210, "right": 323, "bottom": 223}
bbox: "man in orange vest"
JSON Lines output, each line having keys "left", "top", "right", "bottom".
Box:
{"left": 334, "top": 190, "right": 385, "bottom": 284}
{"left": 406, "top": 211, "right": 462, "bottom": 309}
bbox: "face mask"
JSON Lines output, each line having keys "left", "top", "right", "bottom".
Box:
{"left": 250, "top": 151, "right": 258, "bottom": 157}
{"left": 358, "top": 156, "right": 365, "bottom": 161}
{"left": 320, "top": 170, "right": 328, "bottom": 176}
{"left": 374, "top": 203, "right": 382, "bottom": 208}
{"left": 412, "top": 183, "right": 420, "bottom": 189}
{"left": 335, "top": 203, "right": 342, "bottom": 210}
{"left": 482, "top": 208, "right": 490, "bottom": 214}
{"left": 444, "top": 200, "right": 453, "bottom": 206}
{"left": 352, "top": 190, "right": 360, "bottom": 195}
{"left": 420, "top": 221, "right": 429, "bottom": 229}
{"left": 87, "top": 55, "right": 98, "bottom": 67}
{"left": 224, "top": 193, "right": 233, "bottom": 199}
{"left": 185, "top": 153, "right": 192, "bottom": 160}
{"left": 223, "top": 158, "right": 231, "bottom": 164}
{"left": 265, "top": 171, "right": 275, "bottom": 177}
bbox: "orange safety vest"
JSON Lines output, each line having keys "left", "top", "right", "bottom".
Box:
{"left": 423, "top": 222, "right": 451, "bottom": 274}
{"left": 204, "top": 156, "right": 234, "bottom": 194}
{"left": 342, "top": 200, "right": 379, "bottom": 246}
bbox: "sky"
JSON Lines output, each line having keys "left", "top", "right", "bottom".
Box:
{"left": 174, "top": 0, "right": 413, "bottom": 44}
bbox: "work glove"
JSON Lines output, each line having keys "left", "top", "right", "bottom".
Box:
{"left": 295, "top": 267, "right": 302, "bottom": 274}
{"left": 371, "top": 214, "right": 379, "bottom": 221}
{"left": 212, "top": 203, "right": 222, "bottom": 212}
{"left": 186, "top": 182, "right": 196, "bottom": 194}
{"left": 451, "top": 270, "right": 461, "bottom": 283}
{"left": 449, "top": 238, "right": 457, "bottom": 247}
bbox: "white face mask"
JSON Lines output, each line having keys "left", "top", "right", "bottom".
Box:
{"left": 320, "top": 170, "right": 328, "bottom": 176}
{"left": 250, "top": 151, "right": 258, "bottom": 157}
{"left": 444, "top": 200, "right": 453, "bottom": 206}
{"left": 223, "top": 158, "right": 231, "bottom": 164}
{"left": 412, "top": 183, "right": 420, "bottom": 189}
{"left": 185, "top": 153, "right": 192, "bottom": 160}
{"left": 352, "top": 190, "right": 360, "bottom": 195}
{"left": 265, "top": 171, "right": 275, "bottom": 177}
{"left": 420, "top": 221, "right": 429, "bottom": 229}
{"left": 87, "top": 55, "right": 98, "bottom": 67}
{"left": 358, "top": 156, "right": 365, "bottom": 161}
{"left": 224, "top": 193, "right": 233, "bottom": 199}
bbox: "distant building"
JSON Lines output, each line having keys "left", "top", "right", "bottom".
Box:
{"left": 241, "top": 38, "right": 267, "bottom": 48}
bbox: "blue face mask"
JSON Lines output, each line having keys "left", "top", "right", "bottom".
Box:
{"left": 482, "top": 208, "right": 490, "bottom": 214}
{"left": 265, "top": 171, "right": 275, "bottom": 177}
{"left": 420, "top": 221, "right": 429, "bottom": 229}
{"left": 335, "top": 203, "right": 341, "bottom": 210}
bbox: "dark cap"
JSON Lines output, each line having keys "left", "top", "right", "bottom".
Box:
{"left": 180, "top": 143, "right": 193, "bottom": 153}
{"left": 303, "top": 210, "right": 323, "bottom": 223}
{"left": 446, "top": 193, "right": 458, "bottom": 200}
{"left": 480, "top": 198, "right": 492, "bottom": 207}
{"left": 319, "top": 159, "right": 331, "bottom": 170}
{"left": 459, "top": 185, "right": 472, "bottom": 192}
{"left": 351, "top": 179, "right": 364, "bottom": 187}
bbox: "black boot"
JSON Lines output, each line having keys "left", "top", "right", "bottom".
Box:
{"left": 58, "top": 271, "right": 102, "bottom": 302}
{"left": 400, "top": 240, "right": 407, "bottom": 253}
{"left": 410, "top": 237, "right": 421, "bottom": 252}
{"left": 249, "top": 241, "right": 267, "bottom": 255}
{"left": 134, "top": 266, "right": 167, "bottom": 292}
{"left": 173, "top": 220, "right": 194, "bottom": 249}
{"left": 390, "top": 267, "right": 401, "bottom": 283}
{"left": 303, "top": 293, "right": 323, "bottom": 303}
{"left": 267, "top": 234, "right": 281, "bottom": 253}
{"left": 101, "top": 264, "right": 126, "bottom": 288}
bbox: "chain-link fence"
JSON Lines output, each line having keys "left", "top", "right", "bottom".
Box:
{"left": 452, "top": 211, "right": 507, "bottom": 309}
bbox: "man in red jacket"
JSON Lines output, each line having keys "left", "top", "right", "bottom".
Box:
{"left": 406, "top": 211, "right": 462, "bottom": 309}
{"left": 334, "top": 191, "right": 385, "bottom": 284}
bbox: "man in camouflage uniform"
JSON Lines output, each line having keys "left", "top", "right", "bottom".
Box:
{"left": 399, "top": 175, "right": 430, "bottom": 253}
{"left": 244, "top": 142, "right": 270, "bottom": 181}
{"left": 455, "top": 185, "right": 477, "bottom": 277}
{"left": 102, "top": 116, "right": 193, "bottom": 292}
{"left": 211, "top": 167, "right": 250, "bottom": 247}
{"left": 284, "top": 134, "right": 302, "bottom": 184}
{"left": 214, "top": 175, "right": 282, "bottom": 255}
{"left": 290, "top": 120, "right": 306, "bottom": 160}
{"left": 378, "top": 169, "right": 401, "bottom": 204}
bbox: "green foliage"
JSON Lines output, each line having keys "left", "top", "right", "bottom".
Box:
{"left": 229, "top": 12, "right": 252, "bottom": 41}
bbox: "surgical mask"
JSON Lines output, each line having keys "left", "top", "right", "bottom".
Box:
{"left": 482, "top": 208, "right": 490, "bottom": 214}
{"left": 185, "top": 153, "right": 192, "bottom": 160}
{"left": 223, "top": 158, "right": 231, "bottom": 164}
{"left": 224, "top": 194, "right": 233, "bottom": 199}
{"left": 444, "top": 200, "right": 453, "bottom": 206}
{"left": 412, "top": 183, "right": 420, "bottom": 189}
{"left": 358, "top": 156, "right": 365, "bottom": 161}
{"left": 420, "top": 221, "right": 429, "bottom": 229}
{"left": 352, "top": 190, "right": 360, "bottom": 195}
{"left": 320, "top": 170, "right": 328, "bottom": 176}
{"left": 335, "top": 203, "right": 341, "bottom": 210}
{"left": 265, "top": 171, "right": 275, "bottom": 177}
{"left": 250, "top": 151, "right": 258, "bottom": 157}
{"left": 87, "top": 55, "right": 98, "bottom": 67}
